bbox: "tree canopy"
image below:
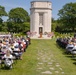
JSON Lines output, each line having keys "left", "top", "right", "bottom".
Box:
{"left": 0, "top": 5, "right": 7, "bottom": 23}
{"left": 6, "top": 7, "right": 30, "bottom": 33}
{"left": 58, "top": 2, "right": 76, "bottom": 31}
{"left": 8, "top": 7, "right": 29, "bottom": 23}
{"left": 0, "top": 5, "right": 7, "bottom": 17}
{"left": 0, "top": 5, "right": 7, "bottom": 31}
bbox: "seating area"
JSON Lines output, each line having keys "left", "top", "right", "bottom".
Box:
{"left": 56, "top": 36, "right": 76, "bottom": 58}
{"left": 0, "top": 35, "right": 31, "bottom": 69}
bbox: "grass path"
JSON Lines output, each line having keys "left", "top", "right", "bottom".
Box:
{"left": 0, "top": 39, "right": 76, "bottom": 75}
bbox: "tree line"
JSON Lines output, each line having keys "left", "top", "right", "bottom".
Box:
{"left": 52, "top": 2, "right": 76, "bottom": 33}
{"left": 0, "top": 6, "right": 30, "bottom": 33}
{"left": 0, "top": 2, "right": 76, "bottom": 34}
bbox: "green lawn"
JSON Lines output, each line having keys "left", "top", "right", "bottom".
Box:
{"left": 0, "top": 39, "right": 76, "bottom": 75}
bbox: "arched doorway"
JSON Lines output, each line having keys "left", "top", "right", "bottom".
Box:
{"left": 39, "top": 27, "right": 43, "bottom": 34}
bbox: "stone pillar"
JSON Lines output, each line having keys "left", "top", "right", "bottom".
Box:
{"left": 30, "top": 10, "right": 35, "bottom": 32}
{"left": 44, "top": 12, "right": 48, "bottom": 32}
{"left": 34, "top": 12, "right": 39, "bottom": 35}
{"left": 47, "top": 10, "right": 51, "bottom": 32}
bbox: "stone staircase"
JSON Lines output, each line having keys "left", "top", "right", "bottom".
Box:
{"left": 30, "top": 35, "right": 51, "bottom": 39}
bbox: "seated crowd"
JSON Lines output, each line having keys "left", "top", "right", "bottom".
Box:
{"left": 0, "top": 35, "right": 31, "bottom": 69}
{"left": 56, "top": 36, "right": 76, "bottom": 57}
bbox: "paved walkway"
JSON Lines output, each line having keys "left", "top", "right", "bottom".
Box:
{"left": 36, "top": 44, "right": 65, "bottom": 75}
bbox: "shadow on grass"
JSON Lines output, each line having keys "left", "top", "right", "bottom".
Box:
{"left": 0, "top": 67, "right": 10, "bottom": 70}
{"left": 55, "top": 43, "right": 66, "bottom": 54}
{"left": 55, "top": 42, "right": 76, "bottom": 66}
{"left": 0, "top": 64, "right": 13, "bottom": 70}
{"left": 65, "top": 55, "right": 73, "bottom": 58}
{"left": 73, "top": 61, "right": 76, "bottom": 65}
{"left": 55, "top": 43, "right": 65, "bottom": 50}
{"left": 55, "top": 43, "right": 74, "bottom": 55}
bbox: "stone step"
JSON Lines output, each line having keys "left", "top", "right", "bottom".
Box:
{"left": 30, "top": 35, "right": 51, "bottom": 39}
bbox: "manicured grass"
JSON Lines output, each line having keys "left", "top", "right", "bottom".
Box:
{"left": 0, "top": 39, "right": 76, "bottom": 75}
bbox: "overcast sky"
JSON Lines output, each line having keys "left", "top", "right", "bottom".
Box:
{"left": 0, "top": 0, "right": 76, "bottom": 20}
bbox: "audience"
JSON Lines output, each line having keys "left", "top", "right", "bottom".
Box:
{"left": 56, "top": 35, "right": 76, "bottom": 55}
{"left": 0, "top": 34, "right": 31, "bottom": 69}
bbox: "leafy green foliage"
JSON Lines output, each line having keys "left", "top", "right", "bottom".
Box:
{"left": 8, "top": 7, "right": 29, "bottom": 23}
{"left": 0, "top": 5, "right": 7, "bottom": 25}
{"left": 7, "top": 22, "right": 30, "bottom": 33}
{"left": 0, "top": 18, "right": 3, "bottom": 24}
{"left": 58, "top": 2, "right": 76, "bottom": 31}
{"left": 0, "top": 5, "right": 7, "bottom": 17}
{"left": 6, "top": 7, "right": 30, "bottom": 33}
{"left": 23, "top": 22, "right": 30, "bottom": 32}
{"left": 52, "top": 18, "right": 58, "bottom": 32}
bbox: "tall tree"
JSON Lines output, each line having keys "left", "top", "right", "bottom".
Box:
{"left": 58, "top": 2, "right": 76, "bottom": 31}
{"left": 7, "top": 7, "right": 30, "bottom": 33}
{"left": 0, "top": 5, "right": 7, "bottom": 17}
{"left": 0, "top": 5, "right": 7, "bottom": 31}
{"left": 8, "top": 7, "right": 29, "bottom": 23}
{"left": 52, "top": 18, "right": 58, "bottom": 32}
{"left": 0, "top": 5, "right": 7, "bottom": 23}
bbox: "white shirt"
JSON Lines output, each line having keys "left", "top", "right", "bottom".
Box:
{"left": 66, "top": 44, "right": 74, "bottom": 49}
{"left": 4, "top": 54, "right": 13, "bottom": 59}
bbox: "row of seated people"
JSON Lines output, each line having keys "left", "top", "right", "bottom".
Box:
{"left": 56, "top": 37, "right": 76, "bottom": 57}
{"left": 0, "top": 36, "right": 31, "bottom": 69}
{"left": 56, "top": 37, "right": 69, "bottom": 48}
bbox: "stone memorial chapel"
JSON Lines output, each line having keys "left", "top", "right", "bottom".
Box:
{"left": 30, "top": 0, "right": 52, "bottom": 38}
